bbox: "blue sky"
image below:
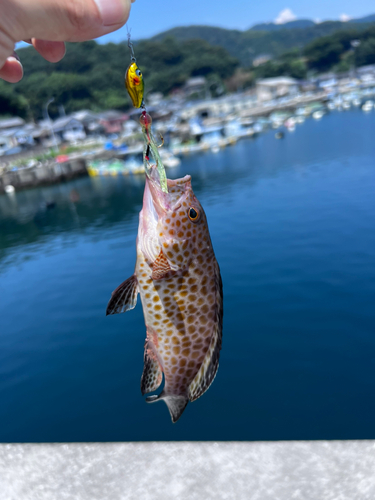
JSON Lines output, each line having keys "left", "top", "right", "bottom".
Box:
{"left": 97, "top": 0, "right": 375, "bottom": 43}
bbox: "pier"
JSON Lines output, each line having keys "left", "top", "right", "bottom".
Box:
{"left": 0, "top": 158, "right": 88, "bottom": 194}
{"left": 1, "top": 441, "right": 374, "bottom": 499}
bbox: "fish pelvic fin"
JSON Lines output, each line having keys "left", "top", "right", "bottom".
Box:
{"left": 189, "top": 262, "right": 223, "bottom": 402}
{"left": 146, "top": 390, "right": 189, "bottom": 424}
{"left": 106, "top": 274, "right": 138, "bottom": 315}
{"left": 141, "top": 328, "right": 163, "bottom": 395}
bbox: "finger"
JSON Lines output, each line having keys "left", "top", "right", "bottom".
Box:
{"left": 32, "top": 39, "right": 66, "bottom": 63}
{"left": 0, "top": 56, "right": 23, "bottom": 83}
{"left": 5, "top": 0, "right": 133, "bottom": 43}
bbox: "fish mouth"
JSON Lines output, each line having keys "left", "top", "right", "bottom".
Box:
{"left": 145, "top": 166, "right": 191, "bottom": 217}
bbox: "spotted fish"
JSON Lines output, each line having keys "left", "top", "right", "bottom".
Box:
{"left": 107, "top": 166, "right": 223, "bottom": 423}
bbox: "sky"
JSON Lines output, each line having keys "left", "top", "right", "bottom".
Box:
{"left": 97, "top": 0, "right": 375, "bottom": 43}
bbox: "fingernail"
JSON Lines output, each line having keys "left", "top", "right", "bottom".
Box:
{"left": 94, "top": 0, "right": 130, "bottom": 26}
{"left": 7, "top": 56, "right": 22, "bottom": 67}
{"left": 12, "top": 51, "right": 21, "bottom": 63}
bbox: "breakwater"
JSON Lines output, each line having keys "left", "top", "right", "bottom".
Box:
{"left": 0, "top": 158, "right": 88, "bottom": 194}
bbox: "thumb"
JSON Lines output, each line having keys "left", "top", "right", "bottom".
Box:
{"left": 3, "top": 0, "right": 133, "bottom": 44}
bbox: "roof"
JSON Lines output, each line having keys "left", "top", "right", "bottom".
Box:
{"left": 0, "top": 117, "right": 25, "bottom": 130}
{"left": 97, "top": 110, "right": 127, "bottom": 121}
{"left": 71, "top": 110, "right": 98, "bottom": 122}
{"left": 257, "top": 77, "right": 299, "bottom": 86}
{"left": 185, "top": 77, "right": 206, "bottom": 88}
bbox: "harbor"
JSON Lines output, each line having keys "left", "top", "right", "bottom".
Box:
{"left": 1, "top": 69, "right": 375, "bottom": 194}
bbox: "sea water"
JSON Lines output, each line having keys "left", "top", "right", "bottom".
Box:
{"left": 0, "top": 109, "right": 374, "bottom": 441}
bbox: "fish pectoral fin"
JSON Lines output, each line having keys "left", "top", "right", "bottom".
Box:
{"left": 151, "top": 250, "right": 175, "bottom": 280}
{"left": 106, "top": 274, "right": 139, "bottom": 315}
{"left": 146, "top": 390, "right": 188, "bottom": 424}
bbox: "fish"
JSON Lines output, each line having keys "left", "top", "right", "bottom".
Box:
{"left": 125, "top": 62, "right": 144, "bottom": 108}
{"left": 106, "top": 166, "right": 223, "bottom": 423}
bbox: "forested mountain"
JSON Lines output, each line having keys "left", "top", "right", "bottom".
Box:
{"left": 0, "top": 37, "right": 238, "bottom": 119}
{"left": 151, "top": 20, "right": 375, "bottom": 66}
{"left": 253, "top": 25, "right": 375, "bottom": 79}
{"left": 2, "top": 15, "right": 375, "bottom": 120}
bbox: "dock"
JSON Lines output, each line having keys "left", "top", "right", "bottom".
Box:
{"left": 0, "top": 158, "right": 88, "bottom": 193}
{"left": 1, "top": 441, "right": 374, "bottom": 499}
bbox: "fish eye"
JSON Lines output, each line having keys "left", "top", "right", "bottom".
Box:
{"left": 136, "top": 69, "right": 142, "bottom": 77}
{"left": 188, "top": 207, "right": 200, "bottom": 222}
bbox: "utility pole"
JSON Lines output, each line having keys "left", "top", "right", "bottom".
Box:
{"left": 45, "top": 98, "right": 59, "bottom": 152}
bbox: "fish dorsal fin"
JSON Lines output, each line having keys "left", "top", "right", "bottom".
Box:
{"left": 141, "top": 327, "right": 163, "bottom": 395}
{"left": 106, "top": 274, "right": 138, "bottom": 315}
{"left": 189, "top": 262, "right": 223, "bottom": 401}
{"left": 151, "top": 250, "right": 173, "bottom": 280}
{"left": 146, "top": 390, "right": 189, "bottom": 423}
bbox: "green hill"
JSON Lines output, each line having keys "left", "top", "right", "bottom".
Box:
{"left": 1, "top": 37, "right": 238, "bottom": 119}
{"left": 151, "top": 21, "right": 375, "bottom": 66}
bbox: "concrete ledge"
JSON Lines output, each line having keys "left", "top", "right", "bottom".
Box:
{"left": 1, "top": 441, "right": 375, "bottom": 500}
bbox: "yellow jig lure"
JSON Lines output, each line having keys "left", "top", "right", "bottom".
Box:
{"left": 125, "top": 62, "right": 144, "bottom": 109}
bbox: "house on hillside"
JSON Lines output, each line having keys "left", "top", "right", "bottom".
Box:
{"left": 54, "top": 117, "right": 86, "bottom": 142}
{"left": 98, "top": 110, "right": 128, "bottom": 135}
{"left": 256, "top": 77, "right": 299, "bottom": 101}
{"left": 183, "top": 77, "right": 207, "bottom": 98}
{"left": 71, "top": 110, "right": 103, "bottom": 135}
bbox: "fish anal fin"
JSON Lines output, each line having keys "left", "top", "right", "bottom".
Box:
{"left": 141, "top": 329, "right": 163, "bottom": 395}
{"left": 146, "top": 390, "right": 188, "bottom": 423}
{"left": 106, "top": 274, "right": 138, "bottom": 315}
{"left": 151, "top": 250, "right": 174, "bottom": 280}
{"left": 189, "top": 263, "right": 223, "bottom": 401}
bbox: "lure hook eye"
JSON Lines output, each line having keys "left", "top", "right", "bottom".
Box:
{"left": 188, "top": 207, "right": 200, "bottom": 222}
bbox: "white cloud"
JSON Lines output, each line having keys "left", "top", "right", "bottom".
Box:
{"left": 275, "top": 8, "right": 297, "bottom": 25}
{"left": 340, "top": 13, "right": 352, "bottom": 22}
{"left": 314, "top": 18, "right": 322, "bottom": 24}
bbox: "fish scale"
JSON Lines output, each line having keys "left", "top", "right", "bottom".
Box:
{"left": 107, "top": 168, "right": 223, "bottom": 423}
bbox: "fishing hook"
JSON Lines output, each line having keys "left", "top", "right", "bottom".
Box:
{"left": 157, "top": 134, "right": 164, "bottom": 148}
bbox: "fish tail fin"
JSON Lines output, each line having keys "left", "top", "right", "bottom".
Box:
{"left": 146, "top": 390, "right": 188, "bottom": 423}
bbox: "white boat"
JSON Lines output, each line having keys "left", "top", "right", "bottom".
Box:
{"left": 312, "top": 110, "right": 324, "bottom": 120}
{"left": 159, "top": 149, "right": 181, "bottom": 168}
{"left": 284, "top": 117, "right": 296, "bottom": 131}
{"left": 5, "top": 185, "right": 15, "bottom": 194}
{"left": 362, "top": 100, "right": 374, "bottom": 112}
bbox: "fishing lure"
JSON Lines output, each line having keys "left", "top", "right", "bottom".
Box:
{"left": 125, "top": 62, "right": 144, "bottom": 109}
{"left": 125, "top": 33, "right": 168, "bottom": 193}
{"left": 125, "top": 35, "right": 144, "bottom": 109}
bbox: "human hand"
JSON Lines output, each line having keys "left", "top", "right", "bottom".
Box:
{"left": 0, "top": 0, "right": 135, "bottom": 83}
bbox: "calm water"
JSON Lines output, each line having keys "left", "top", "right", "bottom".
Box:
{"left": 0, "top": 110, "right": 375, "bottom": 442}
